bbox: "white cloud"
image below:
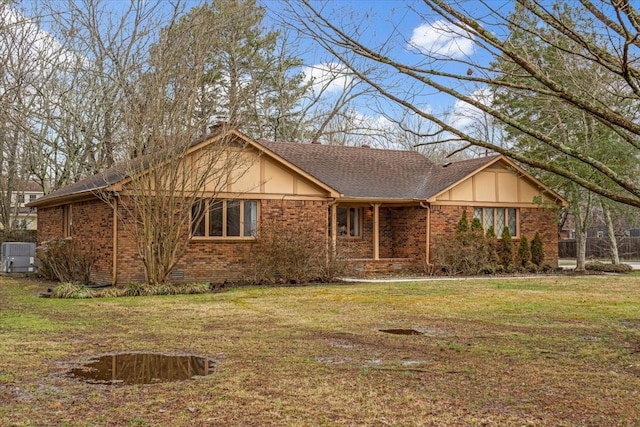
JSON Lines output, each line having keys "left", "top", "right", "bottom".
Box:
{"left": 304, "top": 62, "right": 352, "bottom": 95}
{"left": 408, "top": 20, "right": 475, "bottom": 58}
{"left": 449, "top": 88, "right": 493, "bottom": 130}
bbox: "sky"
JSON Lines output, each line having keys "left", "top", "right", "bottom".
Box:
{"left": 260, "top": 0, "right": 497, "bottom": 141}
{"left": 11, "top": 0, "right": 504, "bottom": 150}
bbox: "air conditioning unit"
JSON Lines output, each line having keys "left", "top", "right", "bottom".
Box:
{"left": 1, "top": 242, "right": 36, "bottom": 273}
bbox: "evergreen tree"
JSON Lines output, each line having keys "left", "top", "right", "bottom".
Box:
{"left": 456, "top": 210, "right": 469, "bottom": 234}
{"left": 499, "top": 227, "right": 514, "bottom": 270}
{"left": 517, "top": 236, "right": 531, "bottom": 268}
{"left": 531, "top": 232, "right": 545, "bottom": 266}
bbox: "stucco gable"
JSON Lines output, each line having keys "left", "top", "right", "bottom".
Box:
{"left": 430, "top": 156, "right": 565, "bottom": 206}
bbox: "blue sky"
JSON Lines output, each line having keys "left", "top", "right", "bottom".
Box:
{"left": 260, "top": 0, "right": 498, "bottom": 137}
{"left": 14, "top": 0, "right": 503, "bottom": 147}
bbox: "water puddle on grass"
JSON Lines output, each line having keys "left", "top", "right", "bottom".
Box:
{"left": 67, "top": 353, "right": 215, "bottom": 385}
{"left": 379, "top": 329, "right": 423, "bottom": 335}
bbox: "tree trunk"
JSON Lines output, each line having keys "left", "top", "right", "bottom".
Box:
{"left": 601, "top": 200, "right": 620, "bottom": 264}
{"left": 575, "top": 227, "right": 587, "bottom": 271}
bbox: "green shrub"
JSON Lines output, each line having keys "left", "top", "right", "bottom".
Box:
{"left": 122, "top": 283, "right": 151, "bottom": 297}
{"left": 52, "top": 282, "right": 93, "bottom": 299}
{"left": 531, "top": 232, "right": 545, "bottom": 266}
{"left": 456, "top": 210, "right": 469, "bottom": 234}
{"left": 517, "top": 236, "right": 531, "bottom": 268}
{"left": 177, "top": 283, "right": 210, "bottom": 294}
{"left": 585, "top": 262, "right": 632, "bottom": 273}
{"left": 499, "top": 227, "right": 514, "bottom": 270}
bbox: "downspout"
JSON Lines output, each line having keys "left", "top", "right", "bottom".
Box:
{"left": 329, "top": 200, "right": 338, "bottom": 261}
{"left": 112, "top": 196, "right": 118, "bottom": 285}
{"left": 419, "top": 201, "right": 431, "bottom": 265}
{"left": 371, "top": 203, "right": 380, "bottom": 260}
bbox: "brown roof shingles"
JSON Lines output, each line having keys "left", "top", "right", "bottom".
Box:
{"left": 29, "top": 127, "right": 501, "bottom": 206}
{"left": 262, "top": 141, "right": 436, "bottom": 199}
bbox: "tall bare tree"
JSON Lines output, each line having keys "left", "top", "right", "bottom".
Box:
{"left": 287, "top": 0, "right": 640, "bottom": 207}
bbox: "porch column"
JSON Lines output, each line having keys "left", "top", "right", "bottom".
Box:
{"left": 331, "top": 203, "right": 337, "bottom": 257}
{"left": 373, "top": 203, "right": 380, "bottom": 260}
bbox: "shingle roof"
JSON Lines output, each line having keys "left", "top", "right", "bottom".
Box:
{"left": 27, "top": 126, "right": 232, "bottom": 207}
{"left": 27, "top": 161, "right": 134, "bottom": 206}
{"left": 261, "top": 141, "right": 436, "bottom": 199}
{"left": 28, "top": 127, "right": 502, "bottom": 206}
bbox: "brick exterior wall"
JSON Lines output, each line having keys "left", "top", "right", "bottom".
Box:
{"left": 36, "top": 199, "right": 114, "bottom": 284}
{"left": 337, "top": 207, "right": 373, "bottom": 259}
{"left": 429, "top": 204, "right": 559, "bottom": 266}
{"left": 520, "top": 207, "right": 559, "bottom": 265}
{"left": 36, "top": 197, "right": 560, "bottom": 284}
{"left": 115, "top": 198, "right": 330, "bottom": 284}
{"left": 36, "top": 206, "right": 64, "bottom": 243}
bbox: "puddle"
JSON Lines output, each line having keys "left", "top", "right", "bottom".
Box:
{"left": 379, "top": 329, "right": 423, "bottom": 335}
{"left": 67, "top": 352, "right": 215, "bottom": 385}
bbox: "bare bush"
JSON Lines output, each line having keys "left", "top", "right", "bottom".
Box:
{"left": 251, "top": 217, "right": 343, "bottom": 284}
{"left": 37, "top": 238, "right": 96, "bottom": 284}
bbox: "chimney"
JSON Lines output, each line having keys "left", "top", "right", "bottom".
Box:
{"left": 311, "top": 140, "right": 321, "bottom": 144}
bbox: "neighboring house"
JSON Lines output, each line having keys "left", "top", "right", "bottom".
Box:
{"left": 28, "top": 127, "right": 566, "bottom": 285}
{"left": 2, "top": 181, "right": 44, "bottom": 231}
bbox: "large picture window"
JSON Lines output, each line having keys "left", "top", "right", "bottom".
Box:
{"left": 473, "top": 207, "right": 518, "bottom": 237}
{"left": 330, "top": 206, "right": 362, "bottom": 238}
{"left": 191, "top": 200, "right": 258, "bottom": 238}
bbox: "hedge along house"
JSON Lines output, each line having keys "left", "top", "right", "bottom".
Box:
{"left": 29, "top": 127, "right": 566, "bottom": 285}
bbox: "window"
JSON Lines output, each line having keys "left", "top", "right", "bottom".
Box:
{"left": 330, "top": 206, "right": 362, "bottom": 238}
{"left": 191, "top": 199, "right": 258, "bottom": 238}
{"left": 63, "top": 205, "right": 73, "bottom": 237}
{"left": 473, "top": 207, "right": 518, "bottom": 237}
{"left": 29, "top": 194, "right": 37, "bottom": 202}
{"left": 17, "top": 194, "right": 25, "bottom": 204}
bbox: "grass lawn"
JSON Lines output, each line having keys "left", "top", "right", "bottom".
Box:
{"left": 1, "top": 275, "right": 639, "bottom": 426}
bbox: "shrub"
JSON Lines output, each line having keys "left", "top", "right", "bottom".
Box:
{"left": 52, "top": 282, "right": 93, "bottom": 299}
{"left": 456, "top": 210, "right": 469, "bottom": 234}
{"left": 250, "top": 215, "right": 342, "bottom": 284}
{"left": 432, "top": 225, "right": 490, "bottom": 276}
{"left": 585, "top": 262, "right": 632, "bottom": 273}
{"left": 531, "top": 232, "right": 545, "bottom": 266}
{"left": 517, "top": 236, "right": 531, "bottom": 268}
{"left": 499, "top": 227, "right": 514, "bottom": 270}
{"left": 37, "top": 238, "right": 97, "bottom": 284}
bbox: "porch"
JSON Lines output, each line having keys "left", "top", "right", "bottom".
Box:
{"left": 329, "top": 202, "right": 429, "bottom": 275}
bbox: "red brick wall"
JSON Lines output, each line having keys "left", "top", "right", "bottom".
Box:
{"left": 429, "top": 204, "right": 559, "bottom": 266}
{"left": 73, "top": 200, "right": 113, "bottom": 284}
{"left": 115, "top": 198, "right": 330, "bottom": 284}
{"left": 520, "top": 207, "right": 559, "bottom": 265}
{"left": 36, "top": 206, "right": 64, "bottom": 244}
{"left": 36, "top": 199, "right": 114, "bottom": 284}
{"left": 337, "top": 207, "right": 374, "bottom": 259}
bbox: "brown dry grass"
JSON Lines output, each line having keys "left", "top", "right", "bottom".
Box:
{"left": 1, "top": 274, "right": 639, "bottom": 426}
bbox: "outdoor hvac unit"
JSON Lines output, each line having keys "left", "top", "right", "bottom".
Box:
{"left": 1, "top": 242, "right": 36, "bottom": 273}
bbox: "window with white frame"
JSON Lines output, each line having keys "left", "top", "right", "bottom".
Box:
{"left": 473, "top": 207, "right": 518, "bottom": 237}
{"left": 191, "top": 199, "right": 258, "bottom": 238}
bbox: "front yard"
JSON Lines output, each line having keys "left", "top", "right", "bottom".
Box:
{"left": 1, "top": 275, "right": 639, "bottom": 426}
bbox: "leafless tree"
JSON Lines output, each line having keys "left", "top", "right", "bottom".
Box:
{"left": 287, "top": 0, "right": 640, "bottom": 207}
